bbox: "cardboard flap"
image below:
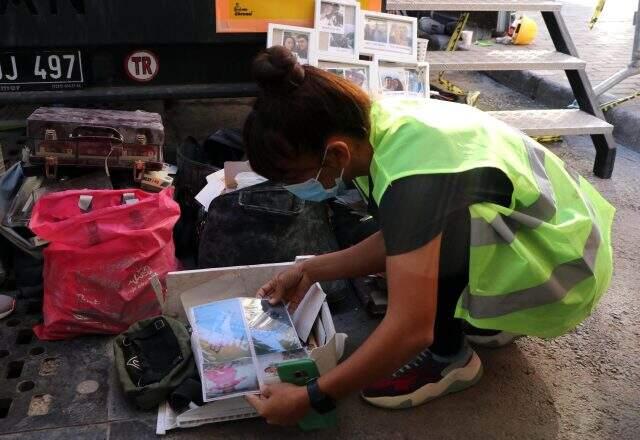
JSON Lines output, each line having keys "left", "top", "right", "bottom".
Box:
{"left": 309, "top": 331, "right": 347, "bottom": 375}
{"left": 335, "top": 333, "right": 348, "bottom": 360}
{"left": 291, "top": 283, "right": 326, "bottom": 342}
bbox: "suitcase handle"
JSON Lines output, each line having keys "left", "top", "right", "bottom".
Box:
{"left": 70, "top": 126, "right": 124, "bottom": 143}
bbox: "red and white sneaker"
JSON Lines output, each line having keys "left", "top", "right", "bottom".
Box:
{"left": 0, "top": 295, "right": 15, "bottom": 320}
{"left": 361, "top": 345, "right": 483, "bottom": 409}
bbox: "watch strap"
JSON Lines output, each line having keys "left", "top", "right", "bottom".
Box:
{"left": 306, "top": 378, "right": 336, "bottom": 414}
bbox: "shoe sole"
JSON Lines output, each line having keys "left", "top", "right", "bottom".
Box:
{"left": 466, "top": 332, "right": 521, "bottom": 348}
{"left": 0, "top": 299, "right": 15, "bottom": 320}
{"left": 361, "top": 352, "right": 483, "bottom": 410}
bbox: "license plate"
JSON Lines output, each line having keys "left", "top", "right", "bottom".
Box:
{"left": 0, "top": 50, "right": 84, "bottom": 92}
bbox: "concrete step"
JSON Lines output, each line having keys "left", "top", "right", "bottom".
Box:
{"left": 387, "top": 0, "right": 561, "bottom": 12}
{"left": 428, "top": 50, "right": 585, "bottom": 71}
{"left": 488, "top": 109, "right": 614, "bottom": 136}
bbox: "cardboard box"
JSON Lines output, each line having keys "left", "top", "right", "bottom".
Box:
{"left": 156, "top": 259, "right": 347, "bottom": 434}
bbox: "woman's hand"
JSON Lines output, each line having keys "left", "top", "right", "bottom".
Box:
{"left": 257, "top": 264, "right": 314, "bottom": 310}
{"left": 245, "top": 383, "right": 310, "bottom": 426}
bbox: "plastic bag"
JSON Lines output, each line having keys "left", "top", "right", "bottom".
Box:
{"left": 30, "top": 188, "right": 180, "bottom": 340}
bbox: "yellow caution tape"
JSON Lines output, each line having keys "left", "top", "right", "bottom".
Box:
{"left": 437, "top": 72, "right": 467, "bottom": 96}
{"left": 601, "top": 91, "right": 640, "bottom": 112}
{"left": 531, "top": 91, "right": 638, "bottom": 142}
{"left": 465, "top": 90, "right": 481, "bottom": 106}
{"left": 532, "top": 135, "right": 563, "bottom": 143}
{"left": 436, "top": 13, "right": 481, "bottom": 105}
{"left": 446, "top": 13, "right": 469, "bottom": 52}
{"left": 588, "top": 0, "right": 607, "bottom": 29}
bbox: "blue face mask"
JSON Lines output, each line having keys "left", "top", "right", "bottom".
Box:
{"left": 284, "top": 151, "right": 347, "bottom": 202}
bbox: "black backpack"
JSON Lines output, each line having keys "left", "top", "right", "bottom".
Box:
{"left": 113, "top": 316, "right": 197, "bottom": 410}
{"left": 198, "top": 182, "right": 351, "bottom": 302}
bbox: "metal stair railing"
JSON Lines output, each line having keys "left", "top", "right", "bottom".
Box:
{"left": 385, "top": 0, "right": 617, "bottom": 178}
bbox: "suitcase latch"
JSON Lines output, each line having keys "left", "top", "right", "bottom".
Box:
{"left": 45, "top": 156, "right": 58, "bottom": 179}
{"left": 136, "top": 134, "right": 148, "bottom": 145}
{"left": 44, "top": 129, "right": 58, "bottom": 141}
{"left": 133, "top": 160, "right": 145, "bottom": 182}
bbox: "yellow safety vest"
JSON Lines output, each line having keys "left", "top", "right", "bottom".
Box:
{"left": 357, "top": 98, "right": 615, "bottom": 338}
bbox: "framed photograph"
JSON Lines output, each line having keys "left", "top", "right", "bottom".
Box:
{"left": 318, "top": 58, "right": 378, "bottom": 94}
{"left": 267, "top": 24, "right": 318, "bottom": 66}
{"left": 378, "top": 62, "right": 429, "bottom": 99}
{"left": 359, "top": 11, "right": 417, "bottom": 63}
{"left": 315, "top": 0, "right": 361, "bottom": 62}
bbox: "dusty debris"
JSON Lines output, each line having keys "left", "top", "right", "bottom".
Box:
{"left": 27, "top": 394, "right": 53, "bottom": 416}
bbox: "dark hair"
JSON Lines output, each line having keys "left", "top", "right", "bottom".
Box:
{"left": 244, "top": 46, "right": 371, "bottom": 181}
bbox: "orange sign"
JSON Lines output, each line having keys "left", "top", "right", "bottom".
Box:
{"left": 215, "top": 0, "right": 383, "bottom": 33}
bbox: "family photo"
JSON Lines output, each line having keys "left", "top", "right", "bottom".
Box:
{"left": 319, "top": 2, "right": 345, "bottom": 33}
{"left": 362, "top": 13, "right": 417, "bottom": 61}
{"left": 364, "top": 18, "right": 388, "bottom": 44}
{"left": 389, "top": 22, "right": 413, "bottom": 48}
{"left": 345, "top": 68, "right": 368, "bottom": 89}
{"left": 379, "top": 68, "right": 408, "bottom": 92}
{"left": 282, "top": 31, "right": 310, "bottom": 62}
{"left": 326, "top": 67, "right": 369, "bottom": 91}
{"left": 329, "top": 29, "right": 355, "bottom": 51}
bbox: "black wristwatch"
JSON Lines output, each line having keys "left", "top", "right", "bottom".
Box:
{"left": 306, "top": 378, "right": 336, "bottom": 414}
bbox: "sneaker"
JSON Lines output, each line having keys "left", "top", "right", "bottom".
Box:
{"left": 462, "top": 322, "right": 522, "bottom": 348}
{"left": 361, "top": 345, "right": 483, "bottom": 409}
{"left": 465, "top": 331, "right": 521, "bottom": 348}
{"left": 0, "top": 295, "right": 15, "bottom": 320}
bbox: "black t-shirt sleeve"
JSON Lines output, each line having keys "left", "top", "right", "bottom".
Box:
{"left": 377, "top": 168, "right": 513, "bottom": 256}
{"left": 379, "top": 174, "right": 467, "bottom": 256}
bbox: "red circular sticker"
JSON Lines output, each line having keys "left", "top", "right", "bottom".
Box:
{"left": 124, "top": 50, "right": 159, "bottom": 82}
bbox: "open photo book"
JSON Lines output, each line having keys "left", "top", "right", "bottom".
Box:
{"left": 190, "top": 297, "right": 308, "bottom": 402}
{"left": 157, "top": 263, "right": 347, "bottom": 434}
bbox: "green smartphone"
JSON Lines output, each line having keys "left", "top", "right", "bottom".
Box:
{"left": 276, "top": 358, "right": 337, "bottom": 431}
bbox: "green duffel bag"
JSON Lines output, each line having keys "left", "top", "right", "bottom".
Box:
{"left": 113, "top": 315, "right": 196, "bottom": 409}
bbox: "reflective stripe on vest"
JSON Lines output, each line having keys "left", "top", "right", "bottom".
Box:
{"left": 461, "top": 222, "right": 601, "bottom": 318}
{"left": 470, "top": 139, "right": 555, "bottom": 246}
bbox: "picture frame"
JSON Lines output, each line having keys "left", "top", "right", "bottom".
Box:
{"left": 267, "top": 23, "right": 319, "bottom": 66}
{"left": 318, "top": 57, "right": 378, "bottom": 94}
{"left": 378, "top": 62, "right": 430, "bottom": 99}
{"left": 359, "top": 11, "right": 418, "bottom": 63}
{"left": 315, "top": 0, "right": 362, "bottom": 62}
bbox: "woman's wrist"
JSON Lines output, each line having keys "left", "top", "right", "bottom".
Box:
{"left": 295, "top": 382, "right": 311, "bottom": 411}
{"left": 298, "top": 259, "right": 317, "bottom": 284}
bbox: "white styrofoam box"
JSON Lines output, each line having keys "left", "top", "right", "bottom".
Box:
{"left": 156, "top": 260, "right": 347, "bottom": 433}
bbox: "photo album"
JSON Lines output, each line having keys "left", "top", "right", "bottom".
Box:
{"left": 190, "top": 297, "right": 308, "bottom": 402}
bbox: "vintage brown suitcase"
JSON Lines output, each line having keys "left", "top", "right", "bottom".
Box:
{"left": 27, "top": 107, "right": 164, "bottom": 179}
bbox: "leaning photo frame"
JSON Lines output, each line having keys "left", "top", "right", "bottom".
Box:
{"left": 318, "top": 57, "right": 379, "bottom": 95}
{"left": 267, "top": 23, "right": 319, "bottom": 66}
{"left": 315, "top": 0, "right": 362, "bottom": 62}
{"left": 359, "top": 11, "right": 418, "bottom": 63}
{"left": 378, "top": 62, "right": 430, "bottom": 99}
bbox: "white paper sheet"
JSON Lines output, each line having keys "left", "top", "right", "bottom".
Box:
{"left": 195, "top": 178, "right": 226, "bottom": 210}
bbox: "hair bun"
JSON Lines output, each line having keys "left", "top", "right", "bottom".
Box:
{"left": 252, "top": 46, "right": 305, "bottom": 92}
